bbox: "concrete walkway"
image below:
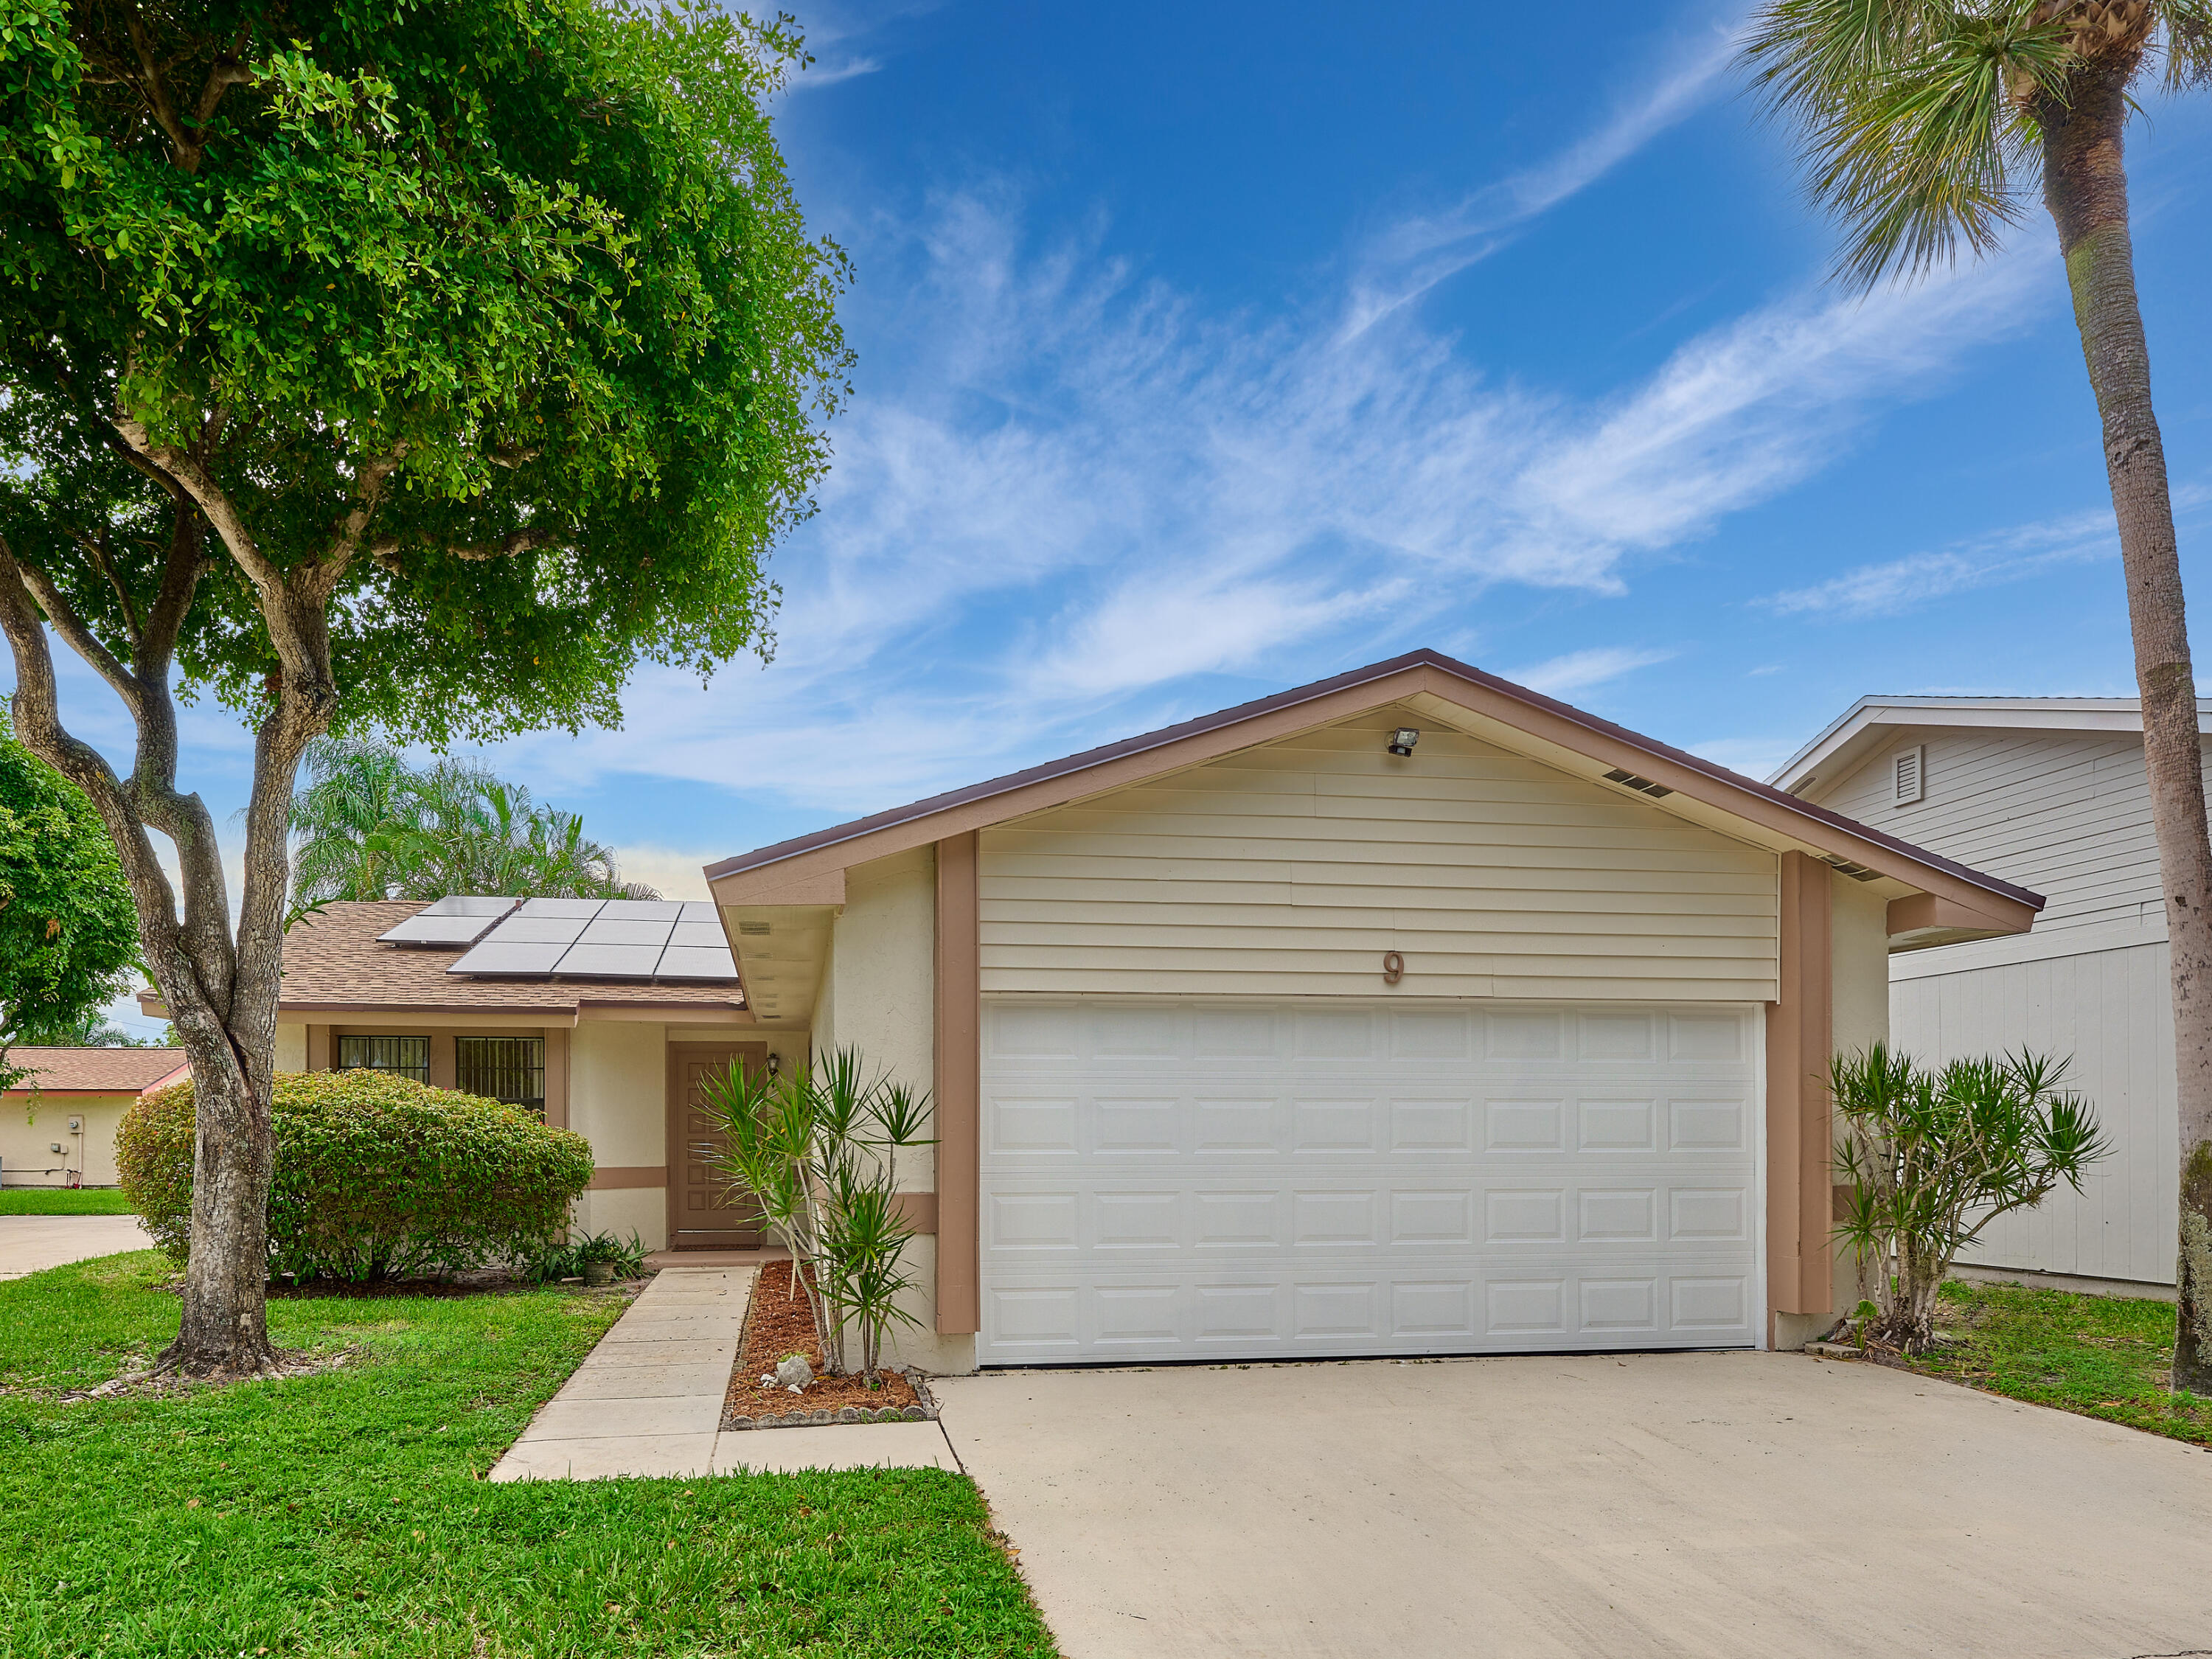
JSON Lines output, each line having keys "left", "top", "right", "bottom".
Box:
{"left": 0, "top": 1214, "right": 153, "bottom": 1279}
{"left": 491, "top": 1264, "right": 958, "bottom": 1481}
{"left": 935, "top": 1352, "right": 2212, "bottom": 1659}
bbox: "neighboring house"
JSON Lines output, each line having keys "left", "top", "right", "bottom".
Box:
{"left": 142, "top": 898, "right": 794, "bottom": 1257}
{"left": 0, "top": 1047, "right": 187, "bottom": 1187}
{"left": 1774, "top": 695, "right": 2199, "bottom": 1294}
{"left": 706, "top": 650, "right": 2040, "bottom": 1372}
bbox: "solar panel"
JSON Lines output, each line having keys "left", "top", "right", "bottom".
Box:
{"left": 576, "top": 916, "right": 676, "bottom": 947}
{"left": 438, "top": 895, "right": 739, "bottom": 981}
{"left": 552, "top": 942, "right": 666, "bottom": 976}
{"left": 655, "top": 944, "right": 739, "bottom": 980}
{"left": 378, "top": 896, "right": 519, "bottom": 947}
{"left": 515, "top": 897, "right": 606, "bottom": 919}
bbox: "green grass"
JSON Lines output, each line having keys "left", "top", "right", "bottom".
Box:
{"left": 0, "top": 1252, "right": 1055, "bottom": 1658}
{"left": 1905, "top": 1278, "right": 2212, "bottom": 1445}
{"left": 0, "top": 1188, "right": 136, "bottom": 1215}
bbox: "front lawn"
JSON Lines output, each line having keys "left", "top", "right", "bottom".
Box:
{"left": 0, "top": 1187, "right": 136, "bottom": 1215}
{"left": 1905, "top": 1278, "right": 2212, "bottom": 1446}
{"left": 0, "top": 1252, "right": 1054, "bottom": 1658}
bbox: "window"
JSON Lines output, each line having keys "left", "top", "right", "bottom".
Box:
{"left": 1892, "top": 745, "right": 1926, "bottom": 807}
{"left": 456, "top": 1036, "right": 546, "bottom": 1116}
{"left": 336, "top": 1034, "right": 430, "bottom": 1082}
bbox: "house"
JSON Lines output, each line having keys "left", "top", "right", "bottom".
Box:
{"left": 170, "top": 898, "right": 807, "bottom": 1256}
{"left": 0, "top": 1047, "right": 187, "bottom": 1187}
{"left": 1773, "top": 695, "right": 2198, "bottom": 1294}
{"left": 704, "top": 650, "right": 2040, "bottom": 1371}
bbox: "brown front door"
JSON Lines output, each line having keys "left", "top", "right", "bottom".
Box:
{"left": 667, "top": 1043, "right": 768, "bottom": 1251}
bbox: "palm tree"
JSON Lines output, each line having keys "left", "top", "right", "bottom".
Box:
{"left": 288, "top": 740, "right": 655, "bottom": 905}
{"left": 1742, "top": 1, "right": 2212, "bottom": 1391}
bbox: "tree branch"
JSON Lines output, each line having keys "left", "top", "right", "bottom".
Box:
{"left": 369, "top": 526, "right": 562, "bottom": 569}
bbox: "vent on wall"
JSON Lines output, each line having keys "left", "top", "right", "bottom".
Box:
{"left": 736, "top": 920, "right": 772, "bottom": 936}
{"left": 1892, "top": 745, "right": 1925, "bottom": 807}
{"left": 1601, "top": 767, "right": 1674, "bottom": 800}
{"left": 1820, "top": 855, "right": 1882, "bottom": 883}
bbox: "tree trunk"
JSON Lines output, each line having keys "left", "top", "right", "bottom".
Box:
{"left": 2039, "top": 60, "right": 2212, "bottom": 1394}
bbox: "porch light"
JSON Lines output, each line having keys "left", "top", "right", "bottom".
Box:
{"left": 1388, "top": 728, "right": 1420, "bottom": 758}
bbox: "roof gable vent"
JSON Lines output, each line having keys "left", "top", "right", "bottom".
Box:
{"left": 1820, "top": 855, "right": 1882, "bottom": 883}
{"left": 1601, "top": 767, "right": 1674, "bottom": 800}
{"left": 1892, "top": 745, "right": 1926, "bottom": 807}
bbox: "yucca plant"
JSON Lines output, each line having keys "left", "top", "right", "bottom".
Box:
{"left": 1742, "top": 0, "right": 2212, "bottom": 1391}
{"left": 1832, "top": 1044, "right": 2110, "bottom": 1352}
{"left": 700, "top": 1047, "right": 934, "bottom": 1381}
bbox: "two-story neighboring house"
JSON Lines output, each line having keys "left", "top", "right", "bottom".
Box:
{"left": 1774, "top": 696, "right": 2203, "bottom": 1294}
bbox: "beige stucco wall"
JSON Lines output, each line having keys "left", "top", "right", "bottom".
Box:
{"left": 274, "top": 1023, "right": 307, "bottom": 1074}
{"left": 0, "top": 1093, "right": 133, "bottom": 1187}
{"left": 823, "top": 847, "right": 938, "bottom": 1192}
{"left": 978, "top": 706, "right": 1782, "bottom": 1002}
{"left": 569, "top": 1023, "right": 667, "bottom": 1169}
{"left": 580, "top": 1184, "right": 666, "bottom": 1251}
{"left": 1832, "top": 872, "right": 1891, "bottom": 1059}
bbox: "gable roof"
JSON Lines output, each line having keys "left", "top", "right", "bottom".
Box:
{"left": 1771, "top": 694, "right": 2212, "bottom": 799}
{"left": 707, "top": 648, "right": 2044, "bottom": 925}
{"left": 138, "top": 901, "right": 749, "bottom": 1022}
{"left": 4, "top": 1046, "right": 187, "bottom": 1095}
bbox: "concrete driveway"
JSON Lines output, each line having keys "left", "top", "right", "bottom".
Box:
{"left": 934, "top": 1352, "right": 2212, "bottom": 1659}
{"left": 0, "top": 1214, "right": 153, "bottom": 1279}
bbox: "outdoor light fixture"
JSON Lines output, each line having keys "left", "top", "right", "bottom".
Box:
{"left": 767, "top": 1052, "right": 782, "bottom": 1079}
{"left": 1388, "top": 728, "right": 1420, "bottom": 758}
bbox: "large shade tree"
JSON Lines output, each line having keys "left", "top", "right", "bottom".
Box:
{"left": 0, "top": 0, "right": 849, "bottom": 1374}
{"left": 1743, "top": 0, "right": 2212, "bottom": 1389}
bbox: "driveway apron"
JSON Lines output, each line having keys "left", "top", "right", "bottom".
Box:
{"left": 0, "top": 1215, "right": 153, "bottom": 1279}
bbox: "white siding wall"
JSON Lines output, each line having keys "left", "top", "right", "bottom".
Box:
{"left": 979, "top": 709, "right": 1781, "bottom": 1002}
{"left": 1818, "top": 727, "right": 2190, "bottom": 936}
{"left": 1894, "top": 942, "right": 2177, "bottom": 1286}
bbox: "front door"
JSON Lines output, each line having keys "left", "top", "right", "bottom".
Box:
{"left": 667, "top": 1043, "right": 769, "bottom": 1251}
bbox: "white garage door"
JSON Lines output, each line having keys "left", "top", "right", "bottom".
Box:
{"left": 978, "top": 999, "right": 1763, "bottom": 1365}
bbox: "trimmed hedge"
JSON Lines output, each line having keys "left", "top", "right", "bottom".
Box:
{"left": 118, "top": 1070, "right": 595, "bottom": 1282}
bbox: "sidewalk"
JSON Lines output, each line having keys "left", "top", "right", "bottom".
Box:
{"left": 490, "top": 1264, "right": 959, "bottom": 1481}
{"left": 0, "top": 1215, "right": 154, "bottom": 1279}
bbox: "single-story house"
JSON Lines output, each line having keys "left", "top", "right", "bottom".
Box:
{"left": 705, "top": 650, "right": 2042, "bottom": 1371}
{"left": 0, "top": 1046, "right": 187, "bottom": 1187}
{"left": 1773, "top": 694, "right": 2197, "bottom": 1295}
{"left": 147, "top": 897, "right": 813, "bottom": 1256}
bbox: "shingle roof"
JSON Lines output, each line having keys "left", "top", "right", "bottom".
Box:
{"left": 209, "top": 901, "right": 747, "bottom": 1016}
{"left": 5, "top": 1047, "right": 187, "bottom": 1094}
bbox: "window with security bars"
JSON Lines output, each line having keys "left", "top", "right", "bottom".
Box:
{"left": 456, "top": 1037, "right": 546, "bottom": 1117}
{"left": 335, "top": 1034, "right": 430, "bottom": 1082}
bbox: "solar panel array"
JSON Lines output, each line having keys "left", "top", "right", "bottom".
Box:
{"left": 383, "top": 897, "right": 737, "bottom": 982}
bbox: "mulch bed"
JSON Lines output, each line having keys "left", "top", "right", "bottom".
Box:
{"left": 722, "top": 1258, "right": 931, "bottom": 1430}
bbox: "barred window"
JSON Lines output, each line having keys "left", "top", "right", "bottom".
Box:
{"left": 335, "top": 1034, "right": 430, "bottom": 1082}
{"left": 456, "top": 1036, "right": 546, "bottom": 1116}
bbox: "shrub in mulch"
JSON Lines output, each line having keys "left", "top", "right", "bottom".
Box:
{"left": 723, "top": 1258, "right": 932, "bottom": 1430}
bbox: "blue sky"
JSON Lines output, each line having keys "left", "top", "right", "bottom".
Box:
{"left": 29, "top": 1, "right": 2212, "bottom": 1034}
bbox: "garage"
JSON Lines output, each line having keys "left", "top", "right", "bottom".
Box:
{"left": 706, "top": 648, "right": 2048, "bottom": 1373}
{"left": 976, "top": 997, "right": 1762, "bottom": 1363}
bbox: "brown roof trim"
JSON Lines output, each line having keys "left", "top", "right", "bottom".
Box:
{"left": 706, "top": 647, "right": 2045, "bottom": 914}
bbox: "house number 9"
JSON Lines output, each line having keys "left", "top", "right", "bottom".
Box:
{"left": 1382, "top": 950, "right": 1405, "bottom": 985}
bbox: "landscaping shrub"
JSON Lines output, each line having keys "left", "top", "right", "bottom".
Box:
{"left": 118, "top": 1071, "right": 594, "bottom": 1282}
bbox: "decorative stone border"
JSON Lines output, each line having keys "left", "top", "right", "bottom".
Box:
{"left": 724, "top": 1372, "right": 941, "bottom": 1431}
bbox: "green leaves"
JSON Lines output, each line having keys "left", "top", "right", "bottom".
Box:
{"left": 1740, "top": 0, "right": 2196, "bottom": 288}
{"left": 0, "top": 716, "right": 141, "bottom": 1050}
{"left": 1831, "top": 1042, "right": 2111, "bottom": 1350}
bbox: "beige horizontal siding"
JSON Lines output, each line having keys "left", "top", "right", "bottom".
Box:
{"left": 978, "top": 708, "right": 1780, "bottom": 1000}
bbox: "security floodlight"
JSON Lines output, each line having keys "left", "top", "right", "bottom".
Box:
{"left": 1388, "top": 728, "right": 1420, "bottom": 758}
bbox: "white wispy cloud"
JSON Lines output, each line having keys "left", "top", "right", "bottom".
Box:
{"left": 1341, "top": 18, "right": 1743, "bottom": 338}
{"left": 1759, "top": 504, "right": 2124, "bottom": 619}
{"left": 1508, "top": 646, "right": 1677, "bottom": 697}
{"left": 495, "top": 184, "right": 2045, "bottom": 820}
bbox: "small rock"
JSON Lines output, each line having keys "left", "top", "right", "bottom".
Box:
{"left": 773, "top": 1354, "right": 814, "bottom": 1390}
{"left": 758, "top": 1374, "right": 776, "bottom": 1388}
